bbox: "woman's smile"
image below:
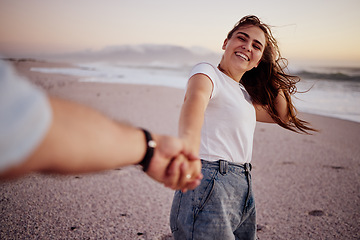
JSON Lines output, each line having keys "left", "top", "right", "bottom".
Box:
{"left": 235, "top": 51, "right": 250, "bottom": 61}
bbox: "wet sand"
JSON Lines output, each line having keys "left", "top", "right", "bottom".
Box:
{"left": 0, "top": 60, "right": 359, "bottom": 239}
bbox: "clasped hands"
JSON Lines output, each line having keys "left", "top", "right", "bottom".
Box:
{"left": 145, "top": 134, "right": 203, "bottom": 192}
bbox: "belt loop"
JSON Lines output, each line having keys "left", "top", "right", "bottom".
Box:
{"left": 219, "top": 160, "right": 228, "bottom": 175}
{"left": 244, "top": 163, "right": 252, "bottom": 173}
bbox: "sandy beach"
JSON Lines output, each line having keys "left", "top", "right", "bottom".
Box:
{"left": 1, "top": 60, "right": 359, "bottom": 239}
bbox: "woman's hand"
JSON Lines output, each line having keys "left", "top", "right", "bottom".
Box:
{"left": 145, "top": 134, "right": 202, "bottom": 191}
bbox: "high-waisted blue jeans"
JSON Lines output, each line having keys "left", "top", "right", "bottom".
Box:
{"left": 170, "top": 160, "right": 256, "bottom": 240}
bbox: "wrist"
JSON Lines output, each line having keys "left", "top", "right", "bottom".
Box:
{"left": 139, "top": 129, "right": 157, "bottom": 172}
{"left": 180, "top": 136, "right": 200, "bottom": 155}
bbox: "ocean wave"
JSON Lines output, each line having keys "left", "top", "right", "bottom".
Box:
{"left": 295, "top": 70, "right": 360, "bottom": 82}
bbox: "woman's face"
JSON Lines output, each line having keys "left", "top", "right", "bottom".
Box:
{"left": 222, "top": 25, "right": 266, "bottom": 74}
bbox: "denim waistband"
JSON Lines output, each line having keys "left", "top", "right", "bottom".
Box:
{"left": 201, "top": 159, "right": 252, "bottom": 175}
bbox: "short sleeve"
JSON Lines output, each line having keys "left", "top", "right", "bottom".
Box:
{"left": 189, "top": 62, "right": 219, "bottom": 99}
{"left": 0, "top": 60, "right": 52, "bottom": 172}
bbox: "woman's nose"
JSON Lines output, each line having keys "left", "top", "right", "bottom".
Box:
{"left": 241, "top": 43, "right": 251, "bottom": 52}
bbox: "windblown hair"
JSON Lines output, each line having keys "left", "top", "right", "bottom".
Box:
{"left": 228, "top": 15, "right": 316, "bottom": 133}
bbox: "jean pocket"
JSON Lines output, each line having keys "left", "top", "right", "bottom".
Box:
{"left": 194, "top": 168, "right": 217, "bottom": 217}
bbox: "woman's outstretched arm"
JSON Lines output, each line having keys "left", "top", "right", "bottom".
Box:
{"left": 178, "top": 74, "right": 213, "bottom": 155}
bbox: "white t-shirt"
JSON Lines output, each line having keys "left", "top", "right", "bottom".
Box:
{"left": 189, "top": 62, "right": 256, "bottom": 164}
{"left": 0, "top": 60, "right": 52, "bottom": 172}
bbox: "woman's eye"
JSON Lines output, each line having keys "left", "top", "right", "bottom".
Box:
{"left": 253, "top": 45, "right": 261, "bottom": 50}
{"left": 238, "top": 37, "right": 245, "bottom": 41}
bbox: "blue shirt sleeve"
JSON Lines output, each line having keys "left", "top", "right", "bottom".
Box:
{"left": 0, "top": 60, "right": 52, "bottom": 172}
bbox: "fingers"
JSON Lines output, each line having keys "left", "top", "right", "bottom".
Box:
{"left": 180, "top": 174, "right": 203, "bottom": 193}
{"left": 185, "top": 152, "right": 200, "bottom": 161}
{"left": 147, "top": 134, "right": 202, "bottom": 191}
{"left": 163, "top": 157, "right": 182, "bottom": 189}
{"left": 180, "top": 160, "right": 203, "bottom": 192}
{"left": 175, "top": 155, "right": 202, "bottom": 192}
{"left": 166, "top": 155, "right": 191, "bottom": 191}
{"left": 163, "top": 154, "right": 202, "bottom": 192}
{"left": 183, "top": 178, "right": 202, "bottom": 191}
{"left": 178, "top": 159, "right": 191, "bottom": 192}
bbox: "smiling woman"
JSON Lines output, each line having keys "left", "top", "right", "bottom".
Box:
{"left": 219, "top": 26, "right": 266, "bottom": 80}
{"left": 221, "top": 16, "right": 316, "bottom": 132}
{"left": 169, "top": 15, "right": 316, "bottom": 240}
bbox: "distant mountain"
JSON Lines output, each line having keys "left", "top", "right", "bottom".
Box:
{"left": 50, "top": 44, "right": 221, "bottom": 66}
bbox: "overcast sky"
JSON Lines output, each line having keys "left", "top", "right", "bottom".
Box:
{"left": 1, "top": 0, "right": 359, "bottom": 66}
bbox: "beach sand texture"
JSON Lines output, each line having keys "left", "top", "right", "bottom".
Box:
{"left": 0, "top": 60, "right": 359, "bottom": 239}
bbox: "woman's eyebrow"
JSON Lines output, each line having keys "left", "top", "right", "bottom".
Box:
{"left": 236, "top": 32, "right": 264, "bottom": 47}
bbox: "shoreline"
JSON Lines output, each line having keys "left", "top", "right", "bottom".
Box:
{"left": 9, "top": 59, "right": 186, "bottom": 135}
{"left": 10, "top": 57, "right": 360, "bottom": 124}
{"left": 1, "top": 59, "right": 359, "bottom": 239}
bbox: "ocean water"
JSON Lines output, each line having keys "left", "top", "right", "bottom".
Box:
{"left": 31, "top": 62, "right": 360, "bottom": 123}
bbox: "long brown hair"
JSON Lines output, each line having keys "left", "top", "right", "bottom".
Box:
{"left": 228, "top": 15, "right": 316, "bottom": 133}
